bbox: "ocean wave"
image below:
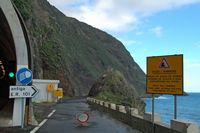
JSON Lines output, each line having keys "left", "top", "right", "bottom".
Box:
{"left": 155, "top": 96, "right": 168, "bottom": 100}
{"left": 145, "top": 93, "right": 200, "bottom": 126}
{"left": 144, "top": 96, "right": 168, "bottom": 100}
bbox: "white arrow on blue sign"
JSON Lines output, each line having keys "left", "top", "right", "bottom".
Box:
{"left": 16, "top": 68, "right": 33, "bottom": 85}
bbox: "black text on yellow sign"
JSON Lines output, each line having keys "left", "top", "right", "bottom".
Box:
{"left": 53, "top": 89, "right": 63, "bottom": 97}
{"left": 47, "top": 84, "right": 55, "bottom": 91}
{"left": 146, "top": 54, "right": 183, "bottom": 95}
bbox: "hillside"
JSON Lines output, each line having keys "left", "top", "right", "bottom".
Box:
{"left": 89, "top": 69, "right": 145, "bottom": 113}
{"left": 13, "top": 0, "right": 146, "bottom": 97}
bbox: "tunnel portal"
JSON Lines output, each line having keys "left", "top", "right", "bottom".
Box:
{"left": 0, "top": 8, "right": 16, "bottom": 111}
{"left": 0, "top": 0, "right": 31, "bottom": 127}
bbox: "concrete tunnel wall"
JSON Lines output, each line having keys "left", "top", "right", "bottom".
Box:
{"left": 0, "top": 0, "right": 29, "bottom": 67}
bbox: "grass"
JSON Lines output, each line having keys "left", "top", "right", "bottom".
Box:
{"left": 13, "top": 0, "right": 32, "bottom": 21}
{"left": 32, "top": 102, "right": 56, "bottom": 123}
{"left": 95, "top": 91, "right": 135, "bottom": 107}
{"left": 61, "top": 96, "right": 72, "bottom": 100}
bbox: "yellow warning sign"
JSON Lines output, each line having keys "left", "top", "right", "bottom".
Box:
{"left": 47, "top": 84, "right": 55, "bottom": 91}
{"left": 146, "top": 55, "right": 183, "bottom": 95}
{"left": 53, "top": 89, "right": 63, "bottom": 97}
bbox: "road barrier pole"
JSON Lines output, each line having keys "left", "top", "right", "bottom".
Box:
{"left": 174, "top": 95, "right": 177, "bottom": 119}
{"left": 152, "top": 94, "right": 155, "bottom": 133}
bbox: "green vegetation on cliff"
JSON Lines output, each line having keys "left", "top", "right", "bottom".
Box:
{"left": 89, "top": 69, "right": 145, "bottom": 113}
{"left": 13, "top": 0, "right": 32, "bottom": 20}
{"left": 13, "top": 0, "right": 146, "bottom": 97}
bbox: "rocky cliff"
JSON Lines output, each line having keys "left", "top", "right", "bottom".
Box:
{"left": 89, "top": 69, "right": 145, "bottom": 113}
{"left": 13, "top": 0, "right": 146, "bottom": 97}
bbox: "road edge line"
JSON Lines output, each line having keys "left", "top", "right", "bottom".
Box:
{"left": 30, "top": 109, "right": 56, "bottom": 133}
{"left": 47, "top": 109, "right": 56, "bottom": 118}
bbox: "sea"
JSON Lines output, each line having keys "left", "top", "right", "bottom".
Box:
{"left": 145, "top": 93, "right": 200, "bottom": 127}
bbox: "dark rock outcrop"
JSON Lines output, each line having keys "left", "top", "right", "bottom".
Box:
{"left": 89, "top": 69, "right": 145, "bottom": 113}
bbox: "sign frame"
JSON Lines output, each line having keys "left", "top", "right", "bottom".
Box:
{"left": 47, "top": 83, "right": 55, "bottom": 91}
{"left": 9, "top": 85, "right": 39, "bottom": 98}
{"left": 146, "top": 54, "right": 183, "bottom": 95}
{"left": 76, "top": 112, "right": 89, "bottom": 124}
{"left": 53, "top": 89, "right": 63, "bottom": 97}
{"left": 16, "top": 67, "right": 33, "bottom": 85}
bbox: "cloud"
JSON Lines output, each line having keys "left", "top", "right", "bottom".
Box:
{"left": 47, "top": 0, "right": 89, "bottom": 7}
{"left": 131, "top": 53, "right": 135, "bottom": 58}
{"left": 119, "top": 38, "right": 142, "bottom": 46}
{"left": 184, "top": 58, "right": 200, "bottom": 92}
{"left": 185, "top": 58, "right": 200, "bottom": 68}
{"left": 194, "top": 41, "right": 200, "bottom": 48}
{"left": 184, "top": 72, "right": 200, "bottom": 92}
{"left": 150, "top": 26, "right": 163, "bottom": 37}
{"left": 135, "top": 31, "right": 144, "bottom": 35}
{"left": 47, "top": 0, "right": 200, "bottom": 32}
{"left": 60, "top": 0, "right": 138, "bottom": 32}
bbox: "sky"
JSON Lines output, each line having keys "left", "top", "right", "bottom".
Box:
{"left": 47, "top": 0, "right": 200, "bottom": 92}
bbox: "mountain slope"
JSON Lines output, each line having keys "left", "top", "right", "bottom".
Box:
{"left": 13, "top": 0, "right": 146, "bottom": 97}
{"left": 89, "top": 69, "right": 145, "bottom": 113}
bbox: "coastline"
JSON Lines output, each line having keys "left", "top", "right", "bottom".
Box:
{"left": 145, "top": 93, "right": 200, "bottom": 126}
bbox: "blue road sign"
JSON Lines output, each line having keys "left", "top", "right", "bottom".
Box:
{"left": 16, "top": 68, "right": 33, "bottom": 85}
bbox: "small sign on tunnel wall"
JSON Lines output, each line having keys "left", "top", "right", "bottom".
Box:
{"left": 53, "top": 89, "right": 63, "bottom": 97}
{"left": 16, "top": 68, "right": 33, "bottom": 85}
{"left": 47, "top": 83, "right": 55, "bottom": 91}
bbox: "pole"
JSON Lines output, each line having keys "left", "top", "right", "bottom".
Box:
{"left": 152, "top": 94, "right": 154, "bottom": 123}
{"left": 25, "top": 98, "right": 30, "bottom": 126}
{"left": 174, "top": 95, "right": 177, "bottom": 119}
{"left": 47, "top": 92, "right": 48, "bottom": 102}
{"left": 21, "top": 98, "right": 26, "bottom": 128}
{"left": 152, "top": 94, "right": 155, "bottom": 133}
{"left": 21, "top": 98, "right": 23, "bottom": 128}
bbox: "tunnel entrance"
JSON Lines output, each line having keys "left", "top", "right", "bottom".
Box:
{"left": 0, "top": 0, "right": 32, "bottom": 126}
{"left": 0, "top": 8, "right": 17, "bottom": 126}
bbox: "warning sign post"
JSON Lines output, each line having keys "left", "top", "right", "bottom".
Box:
{"left": 146, "top": 54, "right": 183, "bottom": 95}
{"left": 146, "top": 54, "right": 183, "bottom": 125}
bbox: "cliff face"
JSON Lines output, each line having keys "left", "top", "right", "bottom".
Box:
{"left": 88, "top": 69, "right": 145, "bottom": 113}
{"left": 13, "top": 0, "right": 146, "bottom": 97}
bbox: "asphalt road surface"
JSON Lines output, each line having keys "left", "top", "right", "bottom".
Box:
{"left": 36, "top": 98, "right": 141, "bottom": 133}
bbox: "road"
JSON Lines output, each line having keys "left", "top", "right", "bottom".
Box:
{"left": 36, "top": 98, "right": 141, "bottom": 133}
{"left": 0, "top": 99, "right": 13, "bottom": 127}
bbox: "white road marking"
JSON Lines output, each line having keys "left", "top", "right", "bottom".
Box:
{"left": 30, "top": 109, "right": 56, "bottom": 133}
